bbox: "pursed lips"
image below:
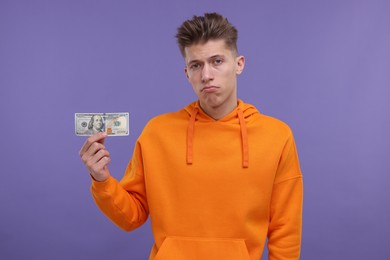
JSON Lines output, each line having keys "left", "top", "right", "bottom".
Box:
{"left": 201, "top": 86, "right": 219, "bottom": 93}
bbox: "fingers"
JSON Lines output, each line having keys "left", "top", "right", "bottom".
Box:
{"left": 81, "top": 142, "right": 110, "bottom": 167}
{"left": 87, "top": 155, "right": 111, "bottom": 182}
{"left": 93, "top": 156, "right": 111, "bottom": 173}
{"left": 87, "top": 149, "right": 110, "bottom": 166}
{"left": 84, "top": 142, "right": 106, "bottom": 158}
{"left": 80, "top": 141, "right": 106, "bottom": 164}
{"left": 88, "top": 155, "right": 111, "bottom": 174}
{"left": 79, "top": 132, "right": 107, "bottom": 157}
{"left": 82, "top": 146, "right": 110, "bottom": 177}
{"left": 79, "top": 132, "right": 111, "bottom": 178}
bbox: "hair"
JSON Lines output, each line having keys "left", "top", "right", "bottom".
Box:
{"left": 175, "top": 13, "right": 238, "bottom": 57}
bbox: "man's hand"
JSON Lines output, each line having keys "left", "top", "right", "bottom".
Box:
{"left": 79, "top": 132, "right": 111, "bottom": 182}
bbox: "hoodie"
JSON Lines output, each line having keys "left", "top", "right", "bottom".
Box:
{"left": 91, "top": 100, "right": 303, "bottom": 260}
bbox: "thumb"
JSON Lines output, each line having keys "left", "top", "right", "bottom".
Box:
{"left": 97, "top": 132, "right": 107, "bottom": 145}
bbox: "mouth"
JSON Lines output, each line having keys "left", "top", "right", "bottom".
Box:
{"left": 201, "top": 86, "right": 219, "bottom": 93}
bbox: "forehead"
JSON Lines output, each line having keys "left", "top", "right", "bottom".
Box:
{"left": 184, "top": 39, "right": 234, "bottom": 63}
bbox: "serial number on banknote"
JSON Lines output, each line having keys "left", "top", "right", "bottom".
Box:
{"left": 75, "top": 113, "right": 129, "bottom": 136}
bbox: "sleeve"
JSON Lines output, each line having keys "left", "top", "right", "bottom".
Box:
{"left": 268, "top": 130, "right": 303, "bottom": 260}
{"left": 90, "top": 141, "right": 149, "bottom": 232}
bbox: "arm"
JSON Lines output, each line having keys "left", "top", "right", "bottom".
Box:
{"left": 79, "top": 134, "right": 148, "bottom": 231}
{"left": 268, "top": 131, "right": 303, "bottom": 260}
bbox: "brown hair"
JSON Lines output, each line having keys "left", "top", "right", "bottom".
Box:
{"left": 175, "top": 13, "right": 238, "bottom": 57}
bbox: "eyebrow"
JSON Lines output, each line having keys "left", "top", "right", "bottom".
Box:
{"left": 187, "top": 54, "right": 225, "bottom": 65}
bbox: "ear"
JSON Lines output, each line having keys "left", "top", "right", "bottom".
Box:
{"left": 184, "top": 67, "right": 189, "bottom": 80}
{"left": 235, "top": 55, "right": 245, "bottom": 75}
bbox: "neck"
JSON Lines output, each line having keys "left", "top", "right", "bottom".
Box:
{"left": 199, "top": 98, "right": 238, "bottom": 120}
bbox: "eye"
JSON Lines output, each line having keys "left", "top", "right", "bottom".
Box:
{"left": 213, "top": 58, "right": 223, "bottom": 65}
{"left": 190, "top": 63, "right": 201, "bottom": 70}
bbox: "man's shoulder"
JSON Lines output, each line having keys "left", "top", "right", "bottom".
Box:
{"left": 255, "top": 113, "right": 293, "bottom": 137}
{"left": 240, "top": 100, "right": 291, "bottom": 134}
{"left": 137, "top": 108, "right": 188, "bottom": 142}
{"left": 258, "top": 113, "right": 290, "bottom": 127}
{"left": 144, "top": 109, "right": 187, "bottom": 129}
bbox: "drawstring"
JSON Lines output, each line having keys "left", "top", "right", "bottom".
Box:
{"left": 186, "top": 106, "right": 249, "bottom": 168}
{"left": 237, "top": 108, "right": 249, "bottom": 168}
{"left": 186, "top": 108, "right": 198, "bottom": 165}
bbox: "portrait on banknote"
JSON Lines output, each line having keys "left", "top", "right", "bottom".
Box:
{"left": 88, "top": 115, "right": 105, "bottom": 134}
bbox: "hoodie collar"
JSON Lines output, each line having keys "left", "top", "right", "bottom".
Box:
{"left": 185, "top": 99, "right": 258, "bottom": 168}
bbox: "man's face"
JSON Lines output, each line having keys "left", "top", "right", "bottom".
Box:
{"left": 93, "top": 115, "right": 103, "bottom": 130}
{"left": 184, "top": 39, "right": 245, "bottom": 114}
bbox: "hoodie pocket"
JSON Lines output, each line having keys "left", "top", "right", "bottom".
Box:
{"left": 154, "top": 236, "right": 251, "bottom": 260}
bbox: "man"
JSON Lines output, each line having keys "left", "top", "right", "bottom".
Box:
{"left": 79, "top": 13, "right": 303, "bottom": 259}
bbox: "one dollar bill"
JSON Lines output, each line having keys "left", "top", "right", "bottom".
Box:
{"left": 75, "top": 113, "right": 129, "bottom": 136}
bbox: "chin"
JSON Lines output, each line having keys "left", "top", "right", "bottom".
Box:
{"left": 201, "top": 96, "right": 223, "bottom": 108}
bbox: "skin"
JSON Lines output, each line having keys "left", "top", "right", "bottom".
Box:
{"left": 79, "top": 132, "right": 111, "bottom": 181}
{"left": 184, "top": 39, "right": 245, "bottom": 120}
{"left": 80, "top": 39, "right": 245, "bottom": 181}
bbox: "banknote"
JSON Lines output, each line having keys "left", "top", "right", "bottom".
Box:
{"left": 75, "top": 113, "right": 129, "bottom": 136}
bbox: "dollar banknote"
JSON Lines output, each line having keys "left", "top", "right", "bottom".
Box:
{"left": 75, "top": 113, "right": 129, "bottom": 136}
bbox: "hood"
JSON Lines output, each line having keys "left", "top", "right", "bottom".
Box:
{"left": 184, "top": 99, "right": 260, "bottom": 168}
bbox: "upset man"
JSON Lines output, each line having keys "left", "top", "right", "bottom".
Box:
{"left": 79, "top": 13, "right": 303, "bottom": 260}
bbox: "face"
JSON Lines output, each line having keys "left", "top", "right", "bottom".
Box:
{"left": 93, "top": 115, "right": 103, "bottom": 131}
{"left": 184, "top": 39, "right": 245, "bottom": 117}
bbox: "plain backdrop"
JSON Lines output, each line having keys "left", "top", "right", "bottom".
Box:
{"left": 1, "top": 0, "right": 389, "bottom": 259}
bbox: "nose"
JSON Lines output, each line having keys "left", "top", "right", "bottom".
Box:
{"left": 201, "top": 63, "right": 213, "bottom": 83}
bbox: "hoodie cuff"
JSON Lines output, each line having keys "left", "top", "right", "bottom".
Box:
{"left": 90, "top": 175, "right": 116, "bottom": 191}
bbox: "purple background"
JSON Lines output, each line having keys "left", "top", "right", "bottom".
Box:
{"left": 1, "top": 0, "right": 389, "bottom": 259}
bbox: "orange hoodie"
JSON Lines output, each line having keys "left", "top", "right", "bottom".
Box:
{"left": 91, "top": 100, "right": 303, "bottom": 260}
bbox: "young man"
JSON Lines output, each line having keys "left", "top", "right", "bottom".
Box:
{"left": 79, "top": 13, "right": 303, "bottom": 260}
